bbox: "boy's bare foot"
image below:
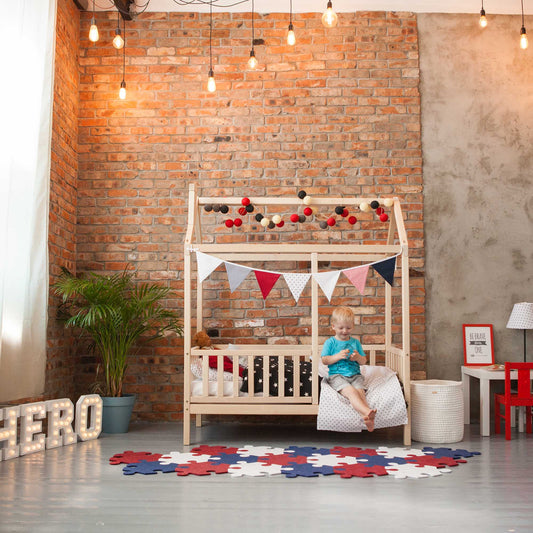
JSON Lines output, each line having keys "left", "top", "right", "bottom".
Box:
{"left": 363, "top": 409, "right": 377, "bottom": 432}
{"left": 363, "top": 415, "right": 375, "bottom": 432}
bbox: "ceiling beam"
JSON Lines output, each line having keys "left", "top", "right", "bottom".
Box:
{"left": 113, "top": 0, "right": 134, "bottom": 20}
{"left": 73, "top": 0, "right": 88, "bottom": 10}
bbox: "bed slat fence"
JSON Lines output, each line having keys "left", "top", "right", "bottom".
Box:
{"left": 191, "top": 344, "right": 406, "bottom": 403}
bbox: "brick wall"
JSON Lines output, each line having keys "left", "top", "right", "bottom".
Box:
{"left": 74, "top": 9, "right": 424, "bottom": 421}
{"left": 46, "top": 0, "right": 79, "bottom": 400}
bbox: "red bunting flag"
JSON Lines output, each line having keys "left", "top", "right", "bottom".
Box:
{"left": 254, "top": 270, "right": 281, "bottom": 300}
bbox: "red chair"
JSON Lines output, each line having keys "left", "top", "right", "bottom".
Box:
{"left": 494, "top": 362, "right": 533, "bottom": 440}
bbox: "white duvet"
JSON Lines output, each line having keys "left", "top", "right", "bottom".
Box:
{"left": 317, "top": 365, "right": 408, "bottom": 432}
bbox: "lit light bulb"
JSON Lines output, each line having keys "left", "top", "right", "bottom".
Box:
{"left": 321, "top": 1, "right": 338, "bottom": 28}
{"left": 119, "top": 81, "right": 126, "bottom": 100}
{"left": 113, "top": 30, "right": 124, "bottom": 49}
{"left": 89, "top": 18, "right": 99, "bottom": 42}
{"left": 479, "top": 9, "right": 487, "bottom": 28}
{"left": 247, "top": 50, "right": 258, "bottom": 70}
{"left": 520, "top": 27, "right": 528, "bottom": 49}
{"left": 287, "top": 24, "right": 296, "bottom": 46}
{"left": 207, "top": 70, "right": 216, "bottom": 92}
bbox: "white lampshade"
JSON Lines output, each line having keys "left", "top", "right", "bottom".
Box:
{"left": 506, "top": 302, "right": 533, "bottom": 329}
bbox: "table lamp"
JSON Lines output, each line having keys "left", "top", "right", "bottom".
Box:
{"left": 506, "top": 302, "right": 533, "bottom": 362}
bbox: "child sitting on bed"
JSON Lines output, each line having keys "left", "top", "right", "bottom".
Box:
{"left": 321, "top": 306, "right": 377, "bottom": 432}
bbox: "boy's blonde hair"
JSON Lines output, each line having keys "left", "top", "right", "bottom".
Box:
{"left": 331, "top": 306, "right": 355, "bottom": 325}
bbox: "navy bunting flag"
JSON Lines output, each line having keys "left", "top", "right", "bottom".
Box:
{"left": 371, "top": 256, "right": 396, "bottom": 286}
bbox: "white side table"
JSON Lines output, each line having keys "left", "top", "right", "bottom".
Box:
{"left": 462, "top": 365, "right": 530, "bottom": 437}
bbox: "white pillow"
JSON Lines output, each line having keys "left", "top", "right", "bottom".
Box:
{"left": 226, "top": 343, "right": 249, "bottom": 369}
{"left": 190, "top": 360, "right": 235, "bottom": 381}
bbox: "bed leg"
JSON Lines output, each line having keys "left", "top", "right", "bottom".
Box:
{"left": 196, "top": 414, "right": 202, "bottom": 427}
{"left": 184, "top": 406, "right": 191, "bottom": 446}
{"left": 403, "top": 423, "right": 411, "bottom": 446}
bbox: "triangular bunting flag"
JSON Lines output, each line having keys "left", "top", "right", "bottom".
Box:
{"left": 283, "top": 273, "right": 311, "bottom": 303}
{"left": 343, "top": 264, "right": 369, "bottom": 295}
{"left": 196, "top": 251, "right": 224, "bottom": 283}
{"left": 254, "top": 270, "right": 281, "bottom": 300}
{"left": 314, "top": 271, "right": 341, "bottom": 302}
{"left": 225, "top": 262, "right": 252, "bottom": 293}
{"left": 372, "top": 256, "right": 397, "bottom": 286}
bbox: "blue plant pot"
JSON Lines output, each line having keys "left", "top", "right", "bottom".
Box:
{"left": 101, "top": 394, "right": 136, "bottom": 434}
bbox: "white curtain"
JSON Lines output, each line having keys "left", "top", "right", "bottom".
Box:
{"left": 0, "top": 0, "right": 57, "bottom": 402}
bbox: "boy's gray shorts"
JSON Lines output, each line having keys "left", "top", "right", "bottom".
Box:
{"left": 326, "top": 373, "right": 365, "bottom": 392}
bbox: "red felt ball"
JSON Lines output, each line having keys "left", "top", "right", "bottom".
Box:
{"left": 241, "top": 197, "right": 251, "bottom": 206}
{"left": 276, "top": 220, "right": 285, "bottom": 228}
{"left": 225, "top": 219, "right": 234, "bottom": 228}
{"left": 303, "top": 207, "right": 313, "bottom": 216}
{"left": 379, "top": 213, "right": 389, "bottom": 222}
{"left": 348, "top": 216, "right": 357, "bottom": 225}
{"left": 327, "top": 217, "right": 336, "bottom": 227}
{"left": 238, "top": 207, "right": 247, "bottom": 216}
{"left": 376, "top": 207, "right": 384, "bottom": 215}
{"left": 290, "top": 213, "right": 299, "bottom": 223}
{"left": 234, "top": 218, "right": 242, "bottom": 227}
{"left": 341, "top": 208, "right": 349, "bottom": 217}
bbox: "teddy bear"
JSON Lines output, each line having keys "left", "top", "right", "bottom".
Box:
{"left": 192, "top": 330, "right": 243, "bottom": 377}
{"left": 192, "top": 330, "right": 212, "bottom": 349}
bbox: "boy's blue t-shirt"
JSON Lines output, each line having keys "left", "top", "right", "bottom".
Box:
{"left": 321, "top": 336, "right": 366, "bottom": 377}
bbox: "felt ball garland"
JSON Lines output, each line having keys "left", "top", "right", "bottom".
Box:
{"left": 203, "top": 191, "right": 393, "bottom": 231}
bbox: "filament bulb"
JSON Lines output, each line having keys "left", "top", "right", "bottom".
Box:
{"left": 321, "top": 1, "right": 338, "bottom": 28}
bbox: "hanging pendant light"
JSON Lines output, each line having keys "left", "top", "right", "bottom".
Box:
{"left": 89, "top": 0, "right": 99, "bottom": 42}
{"left": 287, "top": 0, "right": 296, "bottom": 45}
{"left": 119, "top": 18, "right": 126, "bottom": 99}
{"left": 208, "top": 2, "right": 216, "bottom": 92}
{"left": 520, "top": 0, "right": 529, "bottom": 49}
{"left": 479, "top": 1, "right": 487, "bottom": 28}
{"left": 321, "top": 0, "right": 338, "bottom": 28}
{"left": 248, "top": 0, "right": 258, "bottom": 69}
{"left": 113, "top": 10, "right": 125, "bottom": 49}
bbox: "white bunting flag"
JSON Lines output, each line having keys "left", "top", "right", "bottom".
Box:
{"left": 196, "top": 251, "right": 223, "bottom": 283}
{"left": 314, "top": 271, "right": 341, "bottom": 302}
{"left": 283, "top": 273, "right": 311, "bottom": 303}
{"left": 225, "top": 262, "right": 252, "bottom": 293}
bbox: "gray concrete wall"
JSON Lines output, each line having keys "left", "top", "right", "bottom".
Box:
{"left": 418, "top": 14, "right": 533, "bottom": 379}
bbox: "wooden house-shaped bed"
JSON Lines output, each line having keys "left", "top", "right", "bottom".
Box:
{"left": 183, "top": 184, "right": 411, "bottom": 445}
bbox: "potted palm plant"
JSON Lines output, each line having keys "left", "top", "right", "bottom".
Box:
{"left": 54, "top": 267, "right": 183, "bottom": 433}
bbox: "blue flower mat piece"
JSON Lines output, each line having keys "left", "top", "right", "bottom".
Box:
{"left": 109, "top": 445, "right": 481, "bottom": 479}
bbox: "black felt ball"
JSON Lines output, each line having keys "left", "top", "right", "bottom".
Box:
{"left": 255, "top": 213, "right": 264, "bottom": 222}
{"left": 204, "top": 204, "right": 213, "bottom": 212}
{"left": 268, "top": 221, "right": 275, "bottom": 229}
{"left": 213, "top": 204, "right": 220, "bottom": 212}
{"left": 298, "top": 190, "right": 307, "bottom": 199}
{"left": 319, "top": 221, "right": 328, "bottom": 229}
{"left": 335, "top": 206, "right": 344, "bottom": 215}
{"left": 299, "top": 214, "right": 306, "bottom": 223}
{"left": 220, "top": 205, "right": 229, "bottom": 214}
{"left": 370, "top": 200, "right": 380, "bottom": 209}
{"left": 245, "top": 204, "right": 254, "bottom": 213}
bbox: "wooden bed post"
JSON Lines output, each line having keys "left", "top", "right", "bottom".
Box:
{"left": 394, "top": 198, "right": 411, "bottom": 446}
{"left": 183, "top": 183, "right": 197, "bottom": 446}
{"left": 311, "top": 253, "right": 319, "bottom": 404}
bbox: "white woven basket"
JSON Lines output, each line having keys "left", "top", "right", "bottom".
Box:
{"left": 411, "top": 380, "right": 464, "bottom": 444}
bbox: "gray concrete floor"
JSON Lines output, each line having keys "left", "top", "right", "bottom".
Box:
{"left": 0, "top": 421, "right": 532, "bottom": 533}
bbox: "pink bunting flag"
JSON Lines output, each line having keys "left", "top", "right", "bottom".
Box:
{"left": 343, "top": 264, "right": 369, "bottom": 295}
{"left": 254, "top": 270, "right": 281, "bottom": 300}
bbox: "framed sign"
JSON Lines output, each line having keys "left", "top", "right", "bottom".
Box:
{"left": 463, "top": 324, "right": 494, "bottom": 366}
